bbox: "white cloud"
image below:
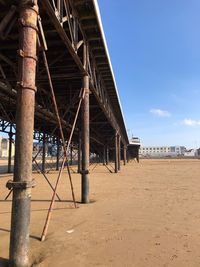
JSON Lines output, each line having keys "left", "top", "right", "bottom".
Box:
{"left": 183, "top": 119, "right": 200, "bottom": 126}
{"left": 150, "top": 108, "right": 171, "bottom": 117}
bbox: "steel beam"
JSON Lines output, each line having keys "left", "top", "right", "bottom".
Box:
{"left": 81, "top": 75, "right": 90, "bottom": 203}
{"left": 118, "top": 135, "right": 121, "bottom": 171}
{"left": 42, "top": 0, "right": 128, "bottom": 146}
{"left": 56, "top": 137, "right": 59, "bottom": 171}
{"left": 9, "top": 1, "right": 38, "bottom": 266}
{"left": 103, "top": 146, "right": 106, "bottom": 165}
{"left": 77, "top": 129, "right": 82, "bottom": 173}
{"left": 123, "top": 146, "right": 127, "bottom": 166}
{"left": 42, "top": 0, "right": 86, "bottom": 75}
{"left": 42, "top": 133, "right": 46, "bottom": 173}
{"left": 106, "top": 144, "right": 109, "bottom": 165}
{"left": 70, "top": 144, "right": 73, "bottom": 165}
{"left": 115, "top": 132, "right": 118, "bottom": 173}
{"left": 8, "top": 125, "right": 13, "bottom": 173}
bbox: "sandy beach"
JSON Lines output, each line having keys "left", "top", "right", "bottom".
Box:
{"left": 1, "top": 159, "right": 200, "bottom": 267}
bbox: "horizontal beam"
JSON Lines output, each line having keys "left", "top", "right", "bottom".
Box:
{"left": 42, "top": 0, "right": 86, "bottom": 75}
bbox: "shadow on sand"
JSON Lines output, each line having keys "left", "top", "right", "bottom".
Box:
{"left": 0, "top": 227, "right": 40, "bottom": 241}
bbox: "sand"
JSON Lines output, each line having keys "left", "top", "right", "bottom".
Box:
{"left": 1, "top": 159, "right": 200, "bottom": 267}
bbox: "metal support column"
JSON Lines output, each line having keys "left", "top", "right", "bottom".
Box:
{"left": 56, "top": 137, "right": 59, "bottom": 171}
{"left": 123, "top": 146, "right": 127, "bottom": 166}
{"left": 118, "top": 135, "right": 121, "bottom": 171}
{"left": 70, "top": 144, "right": 73, "bottom": 165}
{"left": 42, "top": 133, "right": 46, "bottom": 173}
{"left": 115, "top": 132, "right": 118, "bottom": 173}
{"left": 8, "top": 125, "right": 13, "bottom": 173}
{"left": 81, "top": 75, "right": 90, "bottom": 203}
{"left": 106, "top": 145, "right": 109, "bottom": 165}
{"left": 9, "top": 1, "right": 38, "bottom": 266}
{"left": 77, "top": 130, "right": 82, "bottom": 173}
{"left": 127, "top": 150, "right": 130, "bottom": 163}
{"left": 103, "top": 146, "right": 106, "bottom": 165}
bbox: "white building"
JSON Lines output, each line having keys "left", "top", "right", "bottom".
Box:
{"left": 129, "top": 137, "right": 141, "bottom": 146}
{"left": 139, "top": 146, "right": 186, "bottom": 157}
{"left": 184, "top": 149, "right": 196, "bottom": 157}
{"left": 0, "top": 137, "right": 15, "bottom": 158}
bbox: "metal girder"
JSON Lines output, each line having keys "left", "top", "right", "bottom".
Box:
{"left": 41, "top": 0, "right": 128, "bottom": 145}
{"left": 0, "top": 0, "right": 128, "bottom": 147}
{"left": 0, "top": 82, "right": 76, "bottom": 136}
{"left": 42, "top": 0, "right": 86, "bottom": 75}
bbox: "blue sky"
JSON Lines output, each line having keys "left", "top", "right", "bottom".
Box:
{"left": 98, "top": 0, "right": 200, "bottom": 148}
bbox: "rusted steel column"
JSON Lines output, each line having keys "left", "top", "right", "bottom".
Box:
{"left": 103, "top": 146, "right": 106, "bottom": 165}
{"left": 9, "top": 1, "right": 38, "bottom": 267}
{"left": 81, "top": 75, "right": 90, "bottom": 203}
{"left": 127, "top": 150, "right": 130, "bottom": 163}
{"left": 118, "top": 135, "right": 121, "bottom": 171}
{"left": 8, "top": 126, "right": 13, "bottom": 173}
{"left": 56, "top": 137, "right": 59, "bottom": 171}
{"left": 106, "top": 145, "right": 109, "bottom": 165}
{"left": 123, "top": 146, "right": 127, "bottom": 166}
{"left": 115, "top": 132, "right": 118, "bottom": 173}
{"left": 70, "top": 144, "right": 73, "bottom": 165}
{"left": 42, "top": 133, "right": 46, "bottom": 173}
{"left": 77, "top": 130, "right": 82, "bottom": 173}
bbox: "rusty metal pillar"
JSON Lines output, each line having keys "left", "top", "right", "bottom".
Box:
{"left": 56, "top": 137, "right": 59, "bottom": 171}
{"left": 8, "top": 125, "right": 13, "bottom": 173}
{"left": 115, "top": 132, "right": 118, "bottom": 173}
{"left": 105, "top": 145, "right": 109, "bottom": 165}
{"left": 42, "top": 133, "right": 46, "bottom": 173}
{"left": 9, "top": 1, "right": 38, "bottom": 267}
{"left": 77, "top": 130, "right": 82, "bottom": 173}
{"left": 127, "top": 149, "right": 130, "bottom": 163}
{"left": 70, "top": 144, "right": 73, "bottom": 165}
{"left": 81, "top": 75, "right": 90, "bottom": 203}
{"left": 123, "top": 145, "right": 127, "bottom": 166}
{"left": 118, "top": 135, "right": 121, "bottom": 171}
{"left": 103, "top": 146, "right": 106, "bottom": 165}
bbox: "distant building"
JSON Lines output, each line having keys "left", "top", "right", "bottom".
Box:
{"left": 184, "top": 149, "right": 196, "bottom": 157}
{"left": 197, "top": 148, "right": 200, "bottom": 157}
{"left": 129, "top": 137, "right": 141, "bottom": 146}
{"left": 139, "top": 146, "right": 186, "bottom": 157}
{"left": 0, "top": 137, "right": 15, "bottom": 158}
{"left": 128, "top": 137, "right": 141, "bottom": 162}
